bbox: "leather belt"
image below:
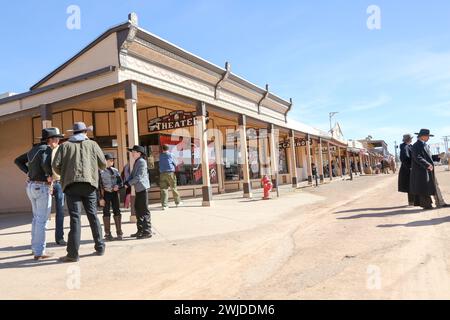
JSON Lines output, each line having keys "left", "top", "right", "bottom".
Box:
{"left": 29, "top": 181, "right": 50, "bottom": 185}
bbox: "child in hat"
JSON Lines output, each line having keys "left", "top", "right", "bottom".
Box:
{"left": 99, "top": 153, "right": 124, "bottom": 241}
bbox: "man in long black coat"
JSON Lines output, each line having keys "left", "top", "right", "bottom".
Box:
{"left": 410, "top": 129, "right": 436, "bottom": 210}
{"left": 398, "top": 134, "right": 418, "bottom": 206}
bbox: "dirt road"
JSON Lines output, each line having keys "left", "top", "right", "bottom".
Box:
{"left": 2, "top": 168, "right": 450, "bottom": 299}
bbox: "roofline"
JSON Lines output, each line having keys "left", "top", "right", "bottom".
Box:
{"left": 8, "top": 13, "right": 291, "bottom": 113}
{"left": 19, "top": 14, "right": 291, "bottom": 108}
{"left": 30, "top": 21, "right": 130, "bottom": 90}
{"left": 134, "top": 27, "right": 291, "bottom": 107}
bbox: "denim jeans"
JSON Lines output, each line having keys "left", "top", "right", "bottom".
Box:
{"left": 26, "top": 182, "right": 52, "bottom": 256}
{"left": 65, "top": 183, "right": 105, "bottom": 259}
{"left": 53, "top": 181, "right": 65, "bottom": 242}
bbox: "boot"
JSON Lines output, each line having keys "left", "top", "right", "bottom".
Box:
{"left": 103, "top": 216, "right": 114, "bottom": 241}
{"left": 114, "top": 215, "right": 123, "bottom": 241}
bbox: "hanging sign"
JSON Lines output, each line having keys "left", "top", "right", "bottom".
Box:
{"left": 148, "top": 110, "right": 209, "bottom": 132}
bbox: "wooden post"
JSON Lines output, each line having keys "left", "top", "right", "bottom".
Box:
{"left": 312, "top": 140, "right": 318, "bottom": 175}
{"left": 213, "top": 130, "right": 225, "bottom": 194}
{"left": 359, "top": 153, "right": 364, "bottom": 175}
{"left": 114, "top": 98, "right": 127, "bottom": 173}
{"left": 289, "top": 130, "right": 299, "bottom": 188}
{"left": 239, "top": 115, "right": 252, "bottom": 198}
{"left": 196, "top": 101, "right": 212, "bottom": 206}
{"left": 318, "top": 138, "right": 324, "bottom": 183}
{"left": 337, "top": 147, "right": 343, "bottom": 177}
{"left": 327, "top": 141, "right": 333, "bottom": 181}
{"left": 40, "top": 104, "right": 52, "bottom": 129}
{"left": 125, "top": 82, "right": 139, "bottom": 222}
{"left": 345, "top": 150, "right": 352, "bottom": 179}
{"left": 268, "top": 124, "right": 279, "bottom": 189}
{"left": 306, "top": 134, "right": 313, "bottom": 185}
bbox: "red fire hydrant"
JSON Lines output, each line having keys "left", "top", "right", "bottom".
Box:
{"left": 261, "top": 175, "right": 273, "bottom": 200}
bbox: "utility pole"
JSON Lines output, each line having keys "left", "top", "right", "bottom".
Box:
{"left": 329, "top": 112, "right": 339, "bottom": 136}
{"left": 394, "top": 141, "right": 399, "bottom": 163}
{"left": 443, "top": 136, "right": 450, "bottom": 171}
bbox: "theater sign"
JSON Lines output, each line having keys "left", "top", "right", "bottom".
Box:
{"left": 148, "top": 110, "right": 209, "bottom": 132}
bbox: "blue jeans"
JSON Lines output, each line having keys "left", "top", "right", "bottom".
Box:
{"left": 53, "top": 182, "right": 65, "bottom": 242}
{"left": 26, "top": 182, "right": 52, "bottom": 256}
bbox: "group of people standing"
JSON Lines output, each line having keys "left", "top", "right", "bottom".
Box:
{"left": 14, "top": 122, "right": 183, "bottom": 263}
{"left": 398, "top": 129, "right": 447, "bottom": 210}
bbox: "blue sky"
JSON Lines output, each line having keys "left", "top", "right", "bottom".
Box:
{"left": 1, "top": 0, "right": 450, "bottom": 154}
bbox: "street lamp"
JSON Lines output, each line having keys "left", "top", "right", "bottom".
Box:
{"left": 329, "top": 112, "right": 339, "bottom": 136}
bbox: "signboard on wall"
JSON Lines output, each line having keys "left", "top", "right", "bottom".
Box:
{"left": 279, "top": 138, "right": 312, "bottom": 149}
{"left": 314, "top": 146, "right": 337, "bottom": 153}
{"left": 148, "top": 110, "right": 209, "bottom": 132}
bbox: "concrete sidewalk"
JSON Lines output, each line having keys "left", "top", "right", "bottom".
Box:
{"left": 0, "top": 173, "right": 366, "bottom": 247}
{"left": 0, "top": 172, "right": 362, "bottom": 245}
{"left": 0, "top": 183, "right": 325, "bottom": 250}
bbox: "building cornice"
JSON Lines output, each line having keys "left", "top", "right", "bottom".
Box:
{"left": 0, "top": 66, "right": 116, "bottom": 105}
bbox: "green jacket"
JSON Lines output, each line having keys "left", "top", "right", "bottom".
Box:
{"left": 52, "top": 134, "right": 106, "bottom": 191}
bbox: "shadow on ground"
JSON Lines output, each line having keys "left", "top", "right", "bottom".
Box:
{"left": 0, "top": 213, "right": 31, "bottom": 231}
{"left": 378, "top": 214, "right": 450, "bottom": 228}
{"left": 0, "top": 252, "right": 106, "bottom": 269}
{"left": 337, "top": 208, "right": 423, "bottom": 220}
{"left": 335, "top": 205, "right": 409, "bottom": 214}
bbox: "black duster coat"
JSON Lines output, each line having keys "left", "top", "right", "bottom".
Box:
{"left": 410, "top": 140, "right": 436, "bottom": 196}
{"left": 398, "top": 143, "right": 412, "bottom": 193}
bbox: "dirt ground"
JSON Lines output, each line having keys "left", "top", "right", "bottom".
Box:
{"left": 1, "top": 167, "right": 450, "bottom": 300}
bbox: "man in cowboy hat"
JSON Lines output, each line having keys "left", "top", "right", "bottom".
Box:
{"left": 47, "top": 128, "right": 67, "bottom": 246}
{"left": 14, "top": 127, "right": 64, "bottom": 260}
{"left": 410, "top": 129, "right": 438, "bottom": 210}
{"left": 32, "top": 127, "right": 67, "bottom": 245}
{"left": 52, "top": 122, "right": 107, "bottom": 262}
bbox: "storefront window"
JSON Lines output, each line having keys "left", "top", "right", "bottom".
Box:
{"left": 224, "top": 147, "right": 240, "bottom": 181}
{"left": 224, "top": 129, "right": 240, "bottom": 181}
{"left": 247, "top": 128, "right": 260, "bottom": 179}
{"left": 278, "top": 147, "right": 289, "bottom": 174}
{"left": 192, "top": 139, "right": 218, "bottom": 185}
{"left": 143, "top": 134, "right": 218, "bottom": 187}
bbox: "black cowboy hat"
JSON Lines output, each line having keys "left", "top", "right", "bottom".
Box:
{"left": 128, "top": 145, "right": 147, "bottom": 156}
{"left": 415, "top": 129, "right": 434, "bottom": 137}
{"left": 104, "top": 153, "right": 116, "bottom": 160}
{"left": 39, "top": 127, "right": 65, "bottom": 141}
{"left": 67, "top": 122, "right": 93, "bottom": 133}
